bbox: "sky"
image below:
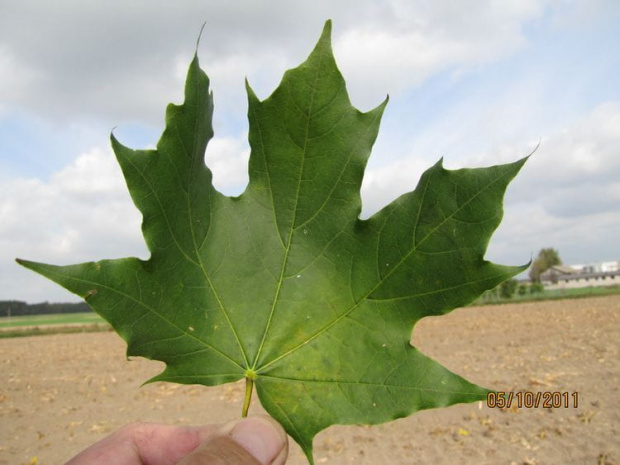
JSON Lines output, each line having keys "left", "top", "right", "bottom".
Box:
{"left": 1, "top": 0, "right": 619, "bottom": 303}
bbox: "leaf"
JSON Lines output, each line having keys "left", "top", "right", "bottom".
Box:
{"left": 17, "top": 20, "right": 527, "bottom": 463}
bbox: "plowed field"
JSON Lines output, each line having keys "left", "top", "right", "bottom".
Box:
{"left": 1, "top": 296, "right": 619, "bottom": 464}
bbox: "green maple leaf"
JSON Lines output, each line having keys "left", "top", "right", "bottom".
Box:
{"left": 17, "top": 21, "right": 527, "bottom": 463}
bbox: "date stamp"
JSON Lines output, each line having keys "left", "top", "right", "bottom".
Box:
{"left": 487, "top": 391, "right": 579, "bottom": 409}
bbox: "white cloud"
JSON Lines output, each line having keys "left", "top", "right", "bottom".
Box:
{"left": 1, "top": 147, "right": 145, "bottom": 302}
{"left": 0, "top": 0, "right": 554, "bottom": 125}
{"left": 51, "top": 148, "right": 127, "bottom": 199}
{"left": 537, "top": 103, "right": 620, "bottom": 181}
{"left": 334, "top": 0, "right": 548, "bottom": 108}
{"left": 550, "top": 0, "right": 620, "bottom": 30}
{"left": 502, "top": 102, "right": 620, "bottom": 209}
{"left": 1, "top": 134, "right": 252, "bottom": 302}
{"left": 361, "top": 101, "right": 620, "bottom": 266}
{"left": 488, "top": 203, "right": 620, "bottom": 267}
{"left": 360, "top": 156, "right": 430, "bottom": 218}
{"left": 0, "top": 44, "right": 41, "bottom": 107}
{"left": 2, "top": 0, "right": 619, "bottom": 302}
{"left": 206, "top": 135, "right": 250, "bottom": 195}
{"left": 483, "top": 102, "right": 620, "bottom": 264}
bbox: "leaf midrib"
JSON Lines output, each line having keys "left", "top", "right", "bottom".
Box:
{"left": 31, "top": 265, "right": 244, "bottom": 371}
{"left": 259, "top": 374, "right": 484, "bottom": 395}
{"left": 250, "top": 51, "right": 324, "bottom": 370}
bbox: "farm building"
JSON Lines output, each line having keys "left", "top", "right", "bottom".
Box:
{"left": 541, "top": 261, "right": 620, "bottom": 290}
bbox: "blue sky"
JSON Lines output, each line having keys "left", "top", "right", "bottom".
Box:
{"left": 1, "top": 0, "right": 619, "bottom": 302}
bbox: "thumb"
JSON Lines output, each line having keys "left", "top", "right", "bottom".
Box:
{"left": 177, "top": 416, "right": 288, "bottom": 465}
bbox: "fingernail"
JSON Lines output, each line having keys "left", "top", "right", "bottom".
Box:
{"left": 231, "top": 417, "right": 284, "bottom": 464}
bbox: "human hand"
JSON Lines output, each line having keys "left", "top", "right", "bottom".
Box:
{"left": 65, "top": 415, "right": 288, "bottom": 465}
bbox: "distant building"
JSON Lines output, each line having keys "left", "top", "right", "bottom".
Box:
{"left": 541, "top": 260, "right": 620, "bottom": 290}
{"left": 571, "top": 261, "right": 619, "bottom": 273}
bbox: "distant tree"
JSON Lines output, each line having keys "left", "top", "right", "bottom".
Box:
{"left": 517, "top": 284, "right": 528, "bottom": 296}
{"left": 499, "top": 279, "right": 519, "bottom": 299}
{"left": 529, "top": 282, "right": 545, "bottom": 294}
{"left": 0, "top": 300, "right": 91, "bottom": 317}
{"left": 529, "top": 248, "right": 562, "bottom": 282}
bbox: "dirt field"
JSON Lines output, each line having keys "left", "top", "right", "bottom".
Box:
{"left": 1, "top": 296, "right": 619, "bottom": 465}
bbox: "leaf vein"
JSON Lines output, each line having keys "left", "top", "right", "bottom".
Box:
{"left": 258, "top": 166, "right": 518, "bottom": 371}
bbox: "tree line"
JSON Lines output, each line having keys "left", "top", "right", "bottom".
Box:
{"left": 0, "top": 300, "right": 92, "bottom": 317}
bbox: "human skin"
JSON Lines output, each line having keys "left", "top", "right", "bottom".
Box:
{"left": 65, "top": 415, "right": 289, "bottom": 465}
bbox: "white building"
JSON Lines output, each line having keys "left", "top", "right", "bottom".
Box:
{"left": 571, "top": 261, "right": 620, "bottom": 273}
{"left": 541, "top": 260, "right": 620, "bottom": 290}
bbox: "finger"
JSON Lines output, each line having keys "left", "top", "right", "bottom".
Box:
{"left": 179, "top": 416, "right": 288, "bottom": 465}
{"left": 175, "top": 435, "right": 260, "bottom": 465}
{"left": 65, "top": 422, "right": 217, "bottom": 465}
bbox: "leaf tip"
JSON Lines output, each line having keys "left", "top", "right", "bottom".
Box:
{"left": 375, "top": 94, "right": 390, "bottom": 114}
{"left": 15, "top": 258, "right": 56, "bottom": 280}
{"left": 323, "top": 18, "right": 333, "bottom": 32}
{"left": 317, "top": 19, "right": 333, "bottom": 48}
{"left": 141, "top": 376, "right": 159, "bottom": 388}
{"left": 109, "top": 126, "right": 119, "bottom": 143}
{"left": 15, "top": 258, "right": 35, "bottom": 269}
{"left": 245, "top": 77, "right": 259, "bottom": 103}
{"left": 527, "top": 138, "right": 541, "bottom": 158}
{"left": 511, "top": 141, "right": 538, "bottom": 173}
{"left": 109, "top": 130, "right": 133, "bottom": 161}
{"left": 195, "top": 21, "right": 207, "bottom": 54}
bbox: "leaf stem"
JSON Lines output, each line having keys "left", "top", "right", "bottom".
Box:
{"left": 242, "top": 374, "right": 255, "bottom": 417}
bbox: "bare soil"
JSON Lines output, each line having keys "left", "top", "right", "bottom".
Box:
{"left": 1, "top": 296, "right": 619, "bottom": 465}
